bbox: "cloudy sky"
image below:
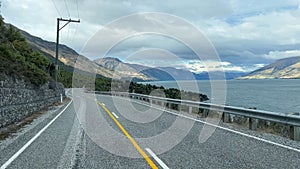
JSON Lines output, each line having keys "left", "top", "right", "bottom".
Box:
{"left": 1, "top": 0, "right": 300, "bottom": 73}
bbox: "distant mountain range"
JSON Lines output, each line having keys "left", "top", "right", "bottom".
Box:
{"left": 20, "top": 26, "right": 245, "bottom": 81}
{"left": 19, "top": 23, "right": 298, "bottom": 81}
{"left": 95, "top": 57, "right": 246, "bottom": 81}
{"left": 238, "top": 56, "right": 300, "bottom": 79}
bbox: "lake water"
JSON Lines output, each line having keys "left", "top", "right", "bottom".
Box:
{"left": 142, "top": 79, "right": 300, "bottom": 114}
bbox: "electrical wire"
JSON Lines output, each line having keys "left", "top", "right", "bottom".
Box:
{"left": 51, "top": 0, "right": 62, "bottom": 17}
{"left": 75, "top": 0, "right": 80, "bottom": 19}
{"left": 70, "top": 0, "right": 80, "bottom": 45}
{"left": 64, "top": 0, "right": 71, "bottom": 18}
{"left": 70, "top": 22, "right": 79, "bottom": 43}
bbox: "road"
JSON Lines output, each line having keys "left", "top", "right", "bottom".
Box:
{"left": 0, "top": 89, "right": 299, "bottom": 168}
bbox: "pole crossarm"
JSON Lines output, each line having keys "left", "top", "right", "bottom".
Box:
{"left": 58, "top": 18, "right": 80, "bottom": 31}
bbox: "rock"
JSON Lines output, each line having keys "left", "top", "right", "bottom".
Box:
{"left": 0, "top": 75, "right": 65, "bottom": 128}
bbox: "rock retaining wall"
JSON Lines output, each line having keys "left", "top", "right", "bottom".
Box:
{"left": 0, "top": 76, "right": 65, "bottom": 128}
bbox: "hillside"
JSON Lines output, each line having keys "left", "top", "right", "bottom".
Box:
{"left": 95, "top": 57, "right": 194, "bottom": 81}
{"left": 15, "top": 24, "right": 244, "bottom": 81}
{"left": 18, "top": 29, "right": 119, "bottom": 78}
{"left": 95, "top": 57, "right": 245, "bottom": 81}
{"left": 238, "top": 56, "right": 300, "bottom": 79}
{"left": 0, "top": 19, "right": 49, "bottom": 85}
{"left": 94, "top": 57, "right": 152, "bottom": 80}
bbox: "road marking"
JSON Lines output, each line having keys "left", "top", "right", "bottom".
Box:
{"left": 114, "top": 96, "right": 300, "bottom": 153}
{"left": 97, "top": 101, "right": 158, "bottom": 169}
{"left": 112, "top": 112, "right": 119, "bottom": 119}
{"left": 145, "top": 148, "right": 169, "bottom": 169}
{"left": 0, "top": 100, "right": 73, "bottom": 169}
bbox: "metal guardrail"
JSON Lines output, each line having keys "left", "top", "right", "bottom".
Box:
{"left": 92, "top": 91, "right": 300, "bottom": 140}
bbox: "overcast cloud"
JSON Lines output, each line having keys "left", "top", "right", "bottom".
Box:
{"left": 1, "top": 0, "right": 300, "bottom": 73}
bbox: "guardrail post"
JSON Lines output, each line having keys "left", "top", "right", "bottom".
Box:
{"left": 188, "top": 106, "right": 192, "bottom": 113}
{"left": 166, "top": 103, "right": 170, "bottom": 109}
{"left": 249, "top": 118, "right": 258, "bottom": 130}
{"left": 202, "top": 109, "right": 209, "bottom": 118}
{"left": 222, "top": 112, "right": 230, "bottom": 123}
{"left": 290, "top": 126, "right": 300, "bottom": 141}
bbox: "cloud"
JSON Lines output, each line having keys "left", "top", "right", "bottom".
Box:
{"left": 181, "top": 60, "right": 245, "bottom": 73}
{"left": 254, "top": 63, "right": 266, "bottom": 68}
{"left": 1, "top": 0, "right": 300, "bottom": 72}
{"left": 203, "top": 8, "right": 300, "bottom": 48}
{"left": 263, "top": 50, "right": 300, "bottom": 60}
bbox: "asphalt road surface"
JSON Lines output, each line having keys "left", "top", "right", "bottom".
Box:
{"left": 1, "top": 89, "right": 299, "bottom": 168}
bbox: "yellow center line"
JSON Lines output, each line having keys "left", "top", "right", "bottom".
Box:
{"left": 96, "top": 100, "right": 158, "bottom": 169}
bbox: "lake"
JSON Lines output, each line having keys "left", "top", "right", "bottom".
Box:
{"left": 142, "top": 79, "right": 300, "bottom": 114}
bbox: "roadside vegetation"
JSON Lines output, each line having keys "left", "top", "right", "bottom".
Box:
{"left": 0, "top": 15, "right": 49, "bottom": 85}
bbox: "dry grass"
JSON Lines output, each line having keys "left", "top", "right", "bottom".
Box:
{"left": 0, "top": 109, "right": 46, "bottom": 140}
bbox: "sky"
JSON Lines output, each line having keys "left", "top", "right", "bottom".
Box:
{"left": 1, "top": 0, "right": 300, "bottom": 73}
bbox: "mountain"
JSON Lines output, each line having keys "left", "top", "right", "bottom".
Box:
{"left": 194, "top": 71, "right": 246, "bottom": 80}
{"left": 19, "top": 29, "right": 118, "bottom": 78}
{"left": 15, "top": 24, "right": 245, "bottom": 81}
{"left": 95, "top": 57, "right": 244, "bottom": 81}
{"left": 95, "top": 57, "right": 201, "bottom": 81}
{"left": 238, "top": 56, "right": 300, "bottom": 79}
{"left": 94, "top": 57, "right": 153, "bottom": 81}
{"left": 20, "top": 30, "right": 161, "bottom": 81}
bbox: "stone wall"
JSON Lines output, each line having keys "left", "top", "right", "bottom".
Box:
{"left": 0, "top": 76, "right": 65, "bottom": 128}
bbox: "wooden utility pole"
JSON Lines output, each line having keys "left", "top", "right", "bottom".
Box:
{"left": 55, "top": 18, "right": 80, "bottom": 86}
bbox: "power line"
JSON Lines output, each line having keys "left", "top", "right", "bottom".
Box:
{"left": 75, "top": 0, "right": 80, "bottom": 18}
{"left": 51, "top": 0, "right": 62, "bottom": 17}
{"left": 67, "top": 23, "right": 70, "bottom": 41}
{"left": 64, "top": 0, "right": 71, "bottom": 18}
{"left": 69, "top": 0, "right": 80, "bottom": 47}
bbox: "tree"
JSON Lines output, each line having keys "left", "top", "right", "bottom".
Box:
{"left": 28, "top": 51, "right": 49, "bottom": 70}
{"left": 0, "top": 16, "right": 50, "bottom": 86}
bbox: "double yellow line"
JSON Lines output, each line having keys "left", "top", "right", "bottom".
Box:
{"left": 97, "top": 101, "right": 158, "bottom": 169}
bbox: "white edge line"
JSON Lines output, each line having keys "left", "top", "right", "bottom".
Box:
{"left": 111, "top": 96, "right": 300, "bottom": 153}
{"left": 145, "top": 148, "right": 169, "bottom": 169}
{"left": 112, "top": 112, "right": 119, "bottom": 119}
{"left": 0, "top": 100, "right": 73, "bottom": 169}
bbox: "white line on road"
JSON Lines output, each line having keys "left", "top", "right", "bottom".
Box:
{"left": 0, "top": 100, "right": 73, "bottom": 169}
{"left": 112, "top": 112, "right": 119, "bottom": 119}
{"left": 145, "top": 148, "right": 169, "bottom": 169}
{"left": 114, "top": 96, "right": 300, "bottom": 153}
